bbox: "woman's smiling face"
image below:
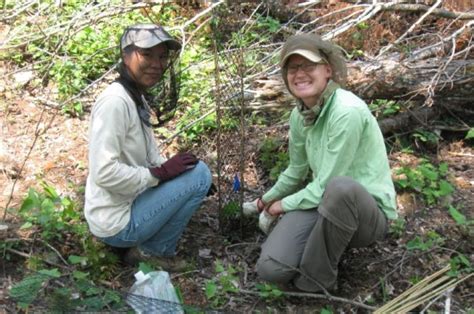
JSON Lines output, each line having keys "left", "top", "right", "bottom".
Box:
{"left": 286, "top": 54, "right": 332, "bottom": 108}
{"left": 123, "top": 43, "right": 169, "bottom": 89}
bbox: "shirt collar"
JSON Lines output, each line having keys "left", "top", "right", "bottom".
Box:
{"left": 297, "top": 80, "right": 340, "bottom": 126}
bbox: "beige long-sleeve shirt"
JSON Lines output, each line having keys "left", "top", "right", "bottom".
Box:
{"left": 85, "top": 82, "right": 165, "bottom": 237}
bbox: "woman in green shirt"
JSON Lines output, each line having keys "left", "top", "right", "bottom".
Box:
{"left": 245, "top": 33, "right": 397, "bottom": 292}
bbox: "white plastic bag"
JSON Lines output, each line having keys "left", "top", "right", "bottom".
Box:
{"left": 127, "top": 270, "right": 183, "bottom": 314}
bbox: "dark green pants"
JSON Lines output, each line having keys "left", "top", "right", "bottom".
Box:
{"left": 256, "top": 176, "right": 388, "bottom": 292}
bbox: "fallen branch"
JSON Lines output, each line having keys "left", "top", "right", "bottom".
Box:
{"left": 262, "top": 255, "right": 377, "bottom": 310}
{"left": 240, "top": 288, "right": 377, "bottom": 311}
{"left": 377, "top": 0, "right": 444, "bottom": 58}
{"left": 5, "top": 248, "right": 68, "bottom": 270}
{"left": 382, "top": 3, "right": 474, "bottom": 20}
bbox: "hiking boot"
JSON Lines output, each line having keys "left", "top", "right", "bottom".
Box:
{"left": 123, "top": 247, "right": 188, "bottom": 272}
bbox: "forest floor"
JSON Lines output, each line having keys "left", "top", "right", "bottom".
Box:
{"left": 0, "top": 74, "right": 473, "bottom": 312}
{"left": 1, "top": 1, "right": 473, "bottom": 311}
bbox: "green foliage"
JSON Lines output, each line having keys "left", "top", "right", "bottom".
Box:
{"left": 388, "top": 218, "right": 406, "bottom": 237}
{"left": 17, "top": 181, "right": 119, "bottom": 279}
{"left": 175, "top": 46, "right": 216, "bottom": 142}
{"left": 79, "top": 236, "right": 120, "bottom": 280}
{"left": 320, "top": 307, "right": 334, "bottom": 314}
{"left": 138, "top": 262, "right": 155, "bottom": 274}
{"left": 4, "top": 0, "right": 176, "bottom": 115}
{"left": 259, "top": 137, "right": 289, "bottom": 183}
{"left": 448, "top": 206, "right": 467, "bottom": 225}
{"left": 9, "top": 269, "right": 60, "bottom": 309}
{"left": 10, "top": 268, "right": 124, "bottom": 311}
{"left": 369, "top": 99, "right": 401, "bottom": 117}
{"left": 466, "top": 128, "right": 474, "bottom": 139}
{"left": 379, "top": 277, "right": 389, "bottom": 303}
{"left": 255, "top": 283, "right": 283, "bottom": 300}
{"left": 222, "top": 200, "right": 240, "bottom": 218}
{"left": 18, "top": 182, "right": 83, "bottom": 241}
{"left": 411, "top": 129, "right": 439, "bottom": 147}
{"left": 409, "top": 275, "right": 422, "bottom": 285}
{"left": 447, "top": 254, "right": 472, "bottom": 277}
{"left": 395, "top": 160, "right": 454, "bottom": 206}
{"left": 205, "top": 260, "right": 239, "bottom": 308}
{"left": 406, "top": 231, "right": 444, "bottom": 251}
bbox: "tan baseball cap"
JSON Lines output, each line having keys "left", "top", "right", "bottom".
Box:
{"left": 120, "top": 24, "right": 181, "bottom": 51}
{"left": 280, "top": 48, "right": 326, "bottom": 67}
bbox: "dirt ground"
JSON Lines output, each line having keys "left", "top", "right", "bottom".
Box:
{"left": 1, "top": 76, "right": 473, "bottom": 312}
{"left": 0, "top": 2, "right": 473, "bottom": 309}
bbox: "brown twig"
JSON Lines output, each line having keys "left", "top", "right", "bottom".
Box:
{"left": 5, "top": 248, "right": 69, "bottom": 269}
{"left": 239, "top": 288, "right": 377, "bottom": 311}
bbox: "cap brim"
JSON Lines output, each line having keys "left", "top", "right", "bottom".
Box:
{"left": 134, "top": 38, "right": 181, "bottom": 50}
{"left": 280, "top": 49, "right": 323, "bottom": 67}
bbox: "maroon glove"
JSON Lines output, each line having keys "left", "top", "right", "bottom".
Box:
{"left": 149, "top": 153, "right": 198, "bottom": 182}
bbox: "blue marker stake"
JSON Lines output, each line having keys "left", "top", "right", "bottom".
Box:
{"left": 233, "top": 174, "right": 241, "bottom": 192}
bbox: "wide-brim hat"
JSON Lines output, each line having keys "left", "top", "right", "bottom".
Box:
{"left": 121, "top": 24, "right": 181, "bottom": 51}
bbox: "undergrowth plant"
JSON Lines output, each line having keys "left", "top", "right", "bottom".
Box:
{"left": 9, "top": 268, "right": 124, "bottom": 311}
{"left": 448, "top": 254, "right": 472, "bottom": 277}
{"left": 406, "top": 230, "right": 444, "bottom": 251}
{"left": 205, "top": 259, "right": 240, "bottom": 308}
{"left": 19, "top": 182, "right": 84, "bottom": 241}
{"left": 17, "top": 182, "right": 120, "bottom": 279}
{"left": 3, "top": 1, "right": 181, "bottom": 116}
{"left": 255, "top": 283, "right": 283, "bottom": 301}
{"left": 369, "top": 99, "right": 401, "bottom": 118}
{"left": 259, "top": 137, "right": 289, "bottom": 183}
{"left": 395, "top": 160, "right": 454, "bottom": 206}
{"left": 388, "top": 218, "right": 406, "bottom": 238}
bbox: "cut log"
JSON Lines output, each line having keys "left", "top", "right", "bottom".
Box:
{"left": 249, "top": 57, "right": 473, "bottom": 104}
{"left": 347, "top": 57, "right": 474, "bottom": 103}
{"left": 242, "top": 57, "right": 473, "bottom": 134}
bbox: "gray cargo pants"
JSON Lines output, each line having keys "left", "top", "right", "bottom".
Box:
{"left": 256, "top": 176, "right": 388, "bottom": 292}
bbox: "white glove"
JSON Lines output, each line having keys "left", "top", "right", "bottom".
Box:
{"left": 259, "top": 210, "right": 277, "bottom": 234}
{"left": 243, "top": 199, "right": 259, "bottom": 216}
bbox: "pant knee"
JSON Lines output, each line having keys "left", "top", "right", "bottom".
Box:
{"left": 192, "top": 161, "right": 212, "bottom": 189}
{"left": 326, "top": 176, "right": 359, "bottom": 198}
{"left": 319, "top": 176, "right": 364, "bottom": 229}
{"left": 256, "top": 254, "right": 295, "bottom": 284}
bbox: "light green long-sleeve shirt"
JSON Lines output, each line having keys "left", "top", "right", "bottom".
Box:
{"left": 262, "top": 87, "right": 397, "bottom": 220}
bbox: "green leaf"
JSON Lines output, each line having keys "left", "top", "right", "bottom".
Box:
{"left": 465, "top": 128, "right": 474, "bottom": 139}
{"left": 68, "top": 255, "right": 87, "bottom": 265}
{"left": 138, "top": 262, "right": 154, "bottom": 274}
{"left": 449, "top": 206, "right": 466, "bottom": 225}
{"left": 9, "top": 274, "right": 46, "bottom": 306}
{"left": 205, "top": 281, "right": 217, "bottom": 299}
{"left": 215, "top": 261, "right": 225, "bottom": 273}
{"left": 20, "top": 222, "right": 33, "bottom": 229}
{"left": 438, "top": 162, "right": 449, "bottom": 175}
{"left": 20, "top": 189, "right": 41, "bottom": 213}
{"left": 41, "top": 182, "right": 59, "bottom": 200}
{"left": 407, "top": 236, "right": 431, "bottom": 251}
{"left": 438, "top": 180, "right": 454, "bottom": 196}
{"left": 72, "top": 270, "right": 89, "bottom": 279}
{"left": 321, "top": 308, "right": 333, "bottom": 314}
{"left": 419, "top": 165, "right": 438, "bottom": 181}
{"left": 38, "top": 268, "right": 61, "bottom": 278}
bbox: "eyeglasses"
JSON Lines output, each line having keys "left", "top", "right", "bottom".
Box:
{"left": 287, "top": 62, "right": 319, "bottom": 74}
